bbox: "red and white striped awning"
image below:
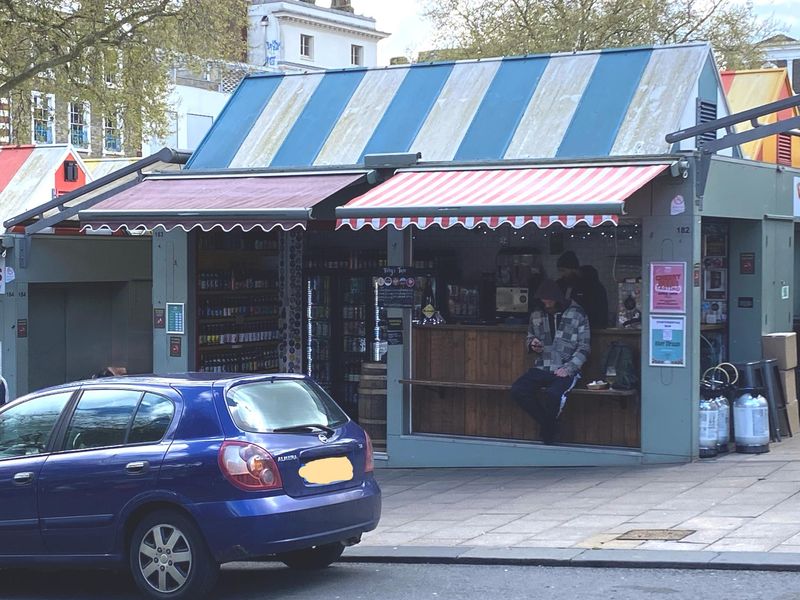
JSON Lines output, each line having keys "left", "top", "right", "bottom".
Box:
{"left": 336, "top": 163, "right": 669, "bottom": 230}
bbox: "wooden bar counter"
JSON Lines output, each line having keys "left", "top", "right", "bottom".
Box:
{"left": 406, "top": 324, "right": 641, "bottom": 447}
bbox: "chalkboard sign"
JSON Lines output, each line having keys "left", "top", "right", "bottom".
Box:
{"left": 374, "top": 267, "right": 419, "bottom": 308}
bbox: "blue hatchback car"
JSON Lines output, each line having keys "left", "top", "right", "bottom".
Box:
{"left": 0, "top": 373, "right": 381, "bottom": 599}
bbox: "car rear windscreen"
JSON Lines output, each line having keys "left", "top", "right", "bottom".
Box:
{"left": 225, "top": 379, "right": 348, "bottom": 433}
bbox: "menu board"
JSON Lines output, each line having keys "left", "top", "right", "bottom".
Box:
{"left": 374, "top": 267, "right": 418, "bottom": 308}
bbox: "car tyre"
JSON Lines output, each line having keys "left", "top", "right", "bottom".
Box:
{"left": 129, "top": 509, "right": 219, "bottom": 600}
{"left": 278, "top": 542, "right": 345, "bottom": 570}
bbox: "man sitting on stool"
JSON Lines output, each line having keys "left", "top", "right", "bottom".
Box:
{"left": 511, "top": 279, "right": 590, "bottom": 444}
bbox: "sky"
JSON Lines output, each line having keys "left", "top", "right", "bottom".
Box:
{"left": 348, "top": 0, "right": 800, "bottom": 66}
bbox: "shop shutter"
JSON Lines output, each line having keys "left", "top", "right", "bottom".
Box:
{"left": 696, "top": 99, "right": 718, "bottom": 147}
{"left": 777, "top": 133, "right": 792, "bottom": 166}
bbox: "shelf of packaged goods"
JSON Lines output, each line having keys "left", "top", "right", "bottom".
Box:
{"left": 198, "top": 249, "right": 279, "bottom": 255}
{"left": 197, "top": 289, "right": 279, "bottom": 296}
{"left": 198, "top": 316, "right": 279, "bottom": 324}
{"left": 198, "top": 340, "right": 281, "bottom": 351}
{"left": 303, "top": 267, "right": 387, "bottom": 274}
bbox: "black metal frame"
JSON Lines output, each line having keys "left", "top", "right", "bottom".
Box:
{"left": 666, "top": 95, "right": 800, "bottom": 198}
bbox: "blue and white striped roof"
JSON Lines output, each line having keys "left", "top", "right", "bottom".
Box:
{"left": 188, "top": 43, "right": 727, "bottom": 170}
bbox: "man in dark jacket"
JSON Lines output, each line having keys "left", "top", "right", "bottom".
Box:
{"left": 510, "top": 279, "right": 591, "bottom": 444}
{"left": 556, "top": 251, "right": 608, "bottom": 329}
{"left": 579, "top": 265, "right": 609, "bottom": 329}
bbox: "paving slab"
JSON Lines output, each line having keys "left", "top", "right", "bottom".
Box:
{"left": 366, "top": 438, "right": 800, "bottom": 569}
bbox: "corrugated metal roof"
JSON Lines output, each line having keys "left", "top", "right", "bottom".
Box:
{"left": 721, "top": 68, "right": 800, "bottom": 167}
{"left": 0, "top": 145, "right": 90, "bottom": 230}
{"left": 188, "top": 43, "right": 722, "bottom": 170}
{"left": 84, "top": 157, "right": 138, "bottom": 179}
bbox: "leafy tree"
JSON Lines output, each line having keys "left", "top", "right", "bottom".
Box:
{"left": 0, "top": 0, "right": 248, "bottom": 144}
{"left": 422, "top": 0, "right": 783, "bottom": 69}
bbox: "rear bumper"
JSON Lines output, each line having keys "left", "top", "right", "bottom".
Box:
{"left": 194, "top": 478, "right": 381, "bottom": 562}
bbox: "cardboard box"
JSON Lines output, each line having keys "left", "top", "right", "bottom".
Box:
{"left": 762, "top": 333, "right": 798, "bottom": 370}
{"left": 780, "top": 369, "right": 797, "bottom": 404}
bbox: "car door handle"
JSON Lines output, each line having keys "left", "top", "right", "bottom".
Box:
{"left": 13, "top": 472, "right": 34, "bottom": 485}
{"left": 125, "top": 461, "right": 149, "bottom": 474}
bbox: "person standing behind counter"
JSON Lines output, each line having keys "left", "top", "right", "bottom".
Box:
{"left": 556, "top": 251, "right": 608, "bottom": 329}
{"left": 510, "top": 279, "right": 591, "bottom": 444}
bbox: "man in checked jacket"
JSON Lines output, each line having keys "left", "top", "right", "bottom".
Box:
{"left": 510, "top": 279, "right": 591, "bottom": 444}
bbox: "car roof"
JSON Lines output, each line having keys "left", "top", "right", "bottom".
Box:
{"left": 22, "top": 372, "right": 309, "bottom": 395}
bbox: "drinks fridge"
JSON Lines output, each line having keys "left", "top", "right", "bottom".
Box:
{"left": 304, "top": 251, "right": 386, "bottom": 419}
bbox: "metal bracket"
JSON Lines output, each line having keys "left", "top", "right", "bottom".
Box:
{"left": 667, "top": 94, "right": 800, "bottom": 200}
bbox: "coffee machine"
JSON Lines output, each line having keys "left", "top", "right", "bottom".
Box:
{"left": 495, "top": 248, "right": 542, "bottom": 320}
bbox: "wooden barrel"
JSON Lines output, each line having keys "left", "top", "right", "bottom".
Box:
{"left": 358, "top": 362, "right": 387, "bottom": 452}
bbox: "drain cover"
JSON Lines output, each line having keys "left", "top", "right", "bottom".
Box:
{"left": 616, "top": 529, "right": 695, "bottom": 541}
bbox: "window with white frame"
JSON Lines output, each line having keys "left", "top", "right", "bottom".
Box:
{"left": 351, "top": 45, "right": 363, "bottom": 66}
{"left": 300, "top": 34, "right": 314, "bottom": 59}
{"left": 103, "top": 113, "right": 123, "bottom": 154}
{"left": 69, "top": 101, "right": 90, "bottom": 150}
{"left": 31, "top": 92, "right": 55, "bottom": 144}
{"left": 0, "top": 97, "right": 10, "bottom": 144}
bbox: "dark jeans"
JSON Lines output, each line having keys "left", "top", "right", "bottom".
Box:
{"left": 510, "top": 368, "right": 578, "bottom": 443}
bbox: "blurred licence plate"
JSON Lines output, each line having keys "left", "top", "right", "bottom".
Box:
{"left": 299, "top": 456, "right": 354, "bottom": 485}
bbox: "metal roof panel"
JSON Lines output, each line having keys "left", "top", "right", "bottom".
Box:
{"left": 314, "top": 68, "right": 409, "bottom": 166}
{"left": 504, "top": 53, "right": 599, "bottom": 159}
{"left": 189, "top": 43, "right": 718, "bottom": 168}
{"left": 611, "top": 45, "right": 709, "bottom": 155}
{"left": 409, "top": 60, "right": 500, "bottom": 162}
{"left": 229, "top": 73, "right": 324, "bottom": 168}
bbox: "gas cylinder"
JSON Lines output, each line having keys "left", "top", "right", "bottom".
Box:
{"left": 714, "top": 393, "right": 731, "bottom": 453}
{"left": 733, "top": 388, "right": 770, "bottom": 454}
{"left": 699, "top": 395, "right": 719, "bottom": 458}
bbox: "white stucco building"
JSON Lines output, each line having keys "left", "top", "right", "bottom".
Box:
{"left": 248, "top": 0, "right": 389, "bottom": 72}
{"left": 761, "top": 34, "right": 800, "bottom": 93}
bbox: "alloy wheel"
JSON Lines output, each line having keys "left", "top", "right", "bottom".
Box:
{"left": 137, "top": 523, "right": 193, "bottom": 593}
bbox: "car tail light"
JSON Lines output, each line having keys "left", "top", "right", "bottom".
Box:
{"left": 218, "top": 441, "right": 283, "bottom": 491}
{"left": 364, "top": 432, "right": 374, "bottom": 473}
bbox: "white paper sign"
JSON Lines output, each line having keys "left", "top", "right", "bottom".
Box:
{"left": 670, "top": 195, "right": 686, "bottom": 216}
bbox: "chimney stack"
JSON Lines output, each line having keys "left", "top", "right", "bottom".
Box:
{"left": 331, "top": 0, "right": 354, "bottom": 13}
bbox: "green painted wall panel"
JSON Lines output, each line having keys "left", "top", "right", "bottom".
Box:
{"left": 152, "top": 228, "right": 194, "bottom": 374}
{"left": 728, "top": 221, "right": 763, "bottom": 362}
{"left": 638, "top": 170, "right": 699, "bottom": 461}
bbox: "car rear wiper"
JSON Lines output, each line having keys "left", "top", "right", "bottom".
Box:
{"left": 272, "top": 424, "right": 336, "bottom": 437}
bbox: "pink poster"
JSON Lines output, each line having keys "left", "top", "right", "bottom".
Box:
{"left": 650, "top": 262, "right": 686, "bottom": 313}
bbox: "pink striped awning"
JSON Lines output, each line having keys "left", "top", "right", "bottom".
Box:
{"left": 80, "top": 172, "right": 366, "bottom": 233}
{"left": 336, "top": 163, "right": 669, "bottom": 230}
